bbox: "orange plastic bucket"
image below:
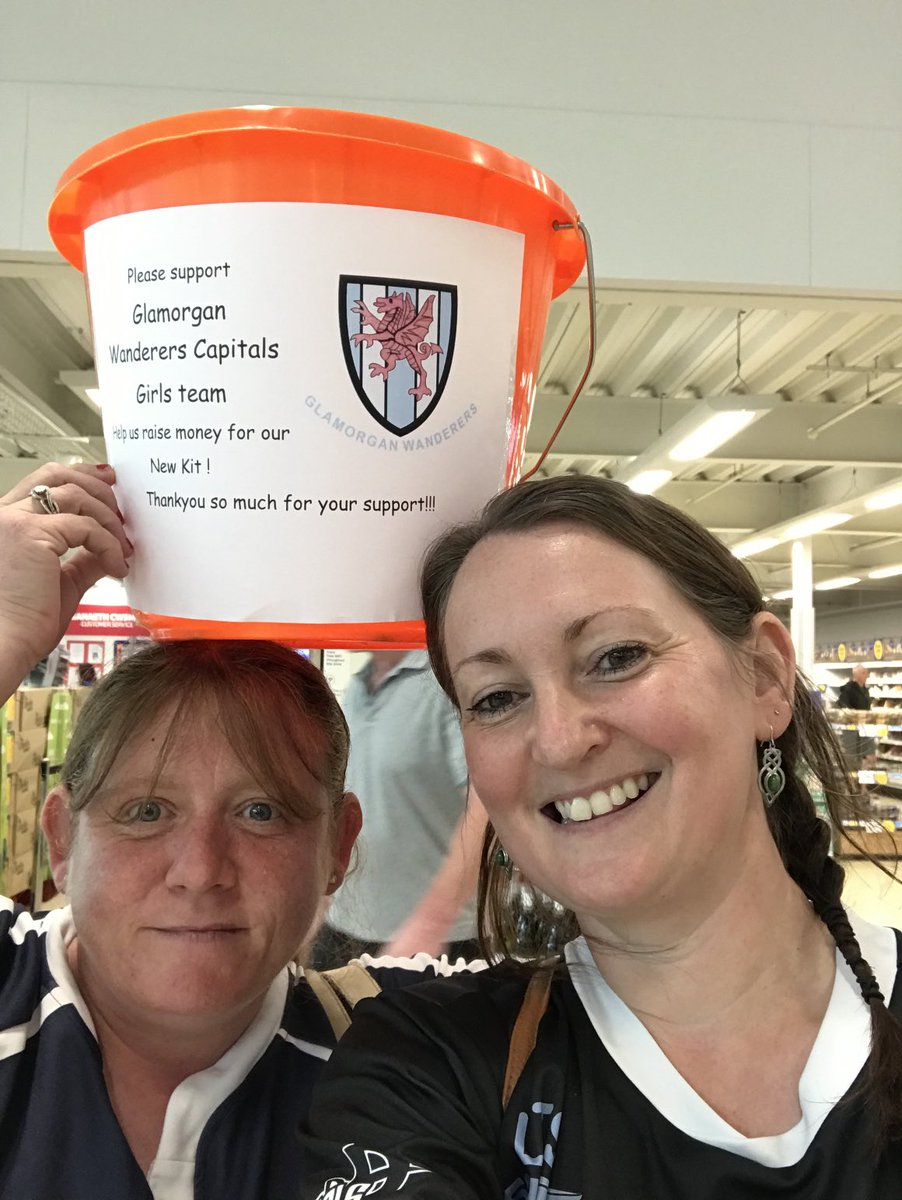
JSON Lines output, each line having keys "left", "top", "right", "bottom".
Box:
{"left": 49, "top": 108, "right": 584, "bottom": 647}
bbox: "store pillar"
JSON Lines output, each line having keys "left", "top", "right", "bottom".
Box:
{"left": 790, "top": 538, "right": 815, "bottom": 678}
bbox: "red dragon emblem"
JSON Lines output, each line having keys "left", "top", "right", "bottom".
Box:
{"left": 351, "top": 292, "right": 443, "bottom": 401}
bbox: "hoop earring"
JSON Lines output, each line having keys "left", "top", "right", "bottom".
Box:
{"left": 758, "top": 731, "right": 786, "bottom": 807}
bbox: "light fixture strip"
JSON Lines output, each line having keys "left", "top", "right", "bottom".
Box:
{"left": 864, "top": 488, "right": 902, "bottom": 512}
{"left": 781, "top": 512, "right": 852, "bottom": 541}
{"left": 624, "top": 469, "right": 673, "bottom": 495}
{"left": 731, "top": 536, "right": 778, "bottom": 559}
{"left": 813, "top": 576, "right": 861, "bottom": 591}
{"left": 669, "top": 410, "right": 757, "bottom": 463}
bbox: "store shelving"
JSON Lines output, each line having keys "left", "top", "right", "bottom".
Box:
{"left": 818, "top": 659, "right": 902, "bottom": 792}
{"left": 814, "top": 658, "right": 902, "bottom": 856}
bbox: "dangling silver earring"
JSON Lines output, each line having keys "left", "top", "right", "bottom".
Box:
{"left": 758, "top": 730, "right": 786, "bottom": 806}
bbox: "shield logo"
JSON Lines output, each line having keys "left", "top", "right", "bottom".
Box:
{"left": 339, "top": 275, "right": 457, "bottom": 436}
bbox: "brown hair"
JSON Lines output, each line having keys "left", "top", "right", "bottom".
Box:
{"left": 62, "top": 640, "right": 350, "bottom": 824}
{"left": 421, "top": 474, "right": 902, "bottom": 1143}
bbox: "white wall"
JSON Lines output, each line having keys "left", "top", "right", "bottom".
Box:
{"left": 2, "top": 0, "right": 901, "bottom": 292}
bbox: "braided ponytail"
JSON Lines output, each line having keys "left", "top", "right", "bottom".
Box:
{"left": 820, "top": 905, "right": 885, "bottom": 1004}
{"left": 767, "top": 674, "right": 902, "bottom": 1145}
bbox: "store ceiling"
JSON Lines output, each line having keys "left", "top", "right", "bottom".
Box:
{"left": 2, "top": 252, "right": 902, "bottom": 620}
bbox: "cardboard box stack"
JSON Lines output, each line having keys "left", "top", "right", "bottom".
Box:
{"left": 1, "top": 684, "right": 97, "bottom": 901}
{"left": 32, "top": 689, "right": 81, "bottom": 900}
{"left": 1, "top": 688, "right": 53, "bottom": 897}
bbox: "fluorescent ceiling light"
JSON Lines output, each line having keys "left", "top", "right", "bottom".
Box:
{"left": 613, "top": 394, "right": 779, "bottom": 489}
{"left": 814, "top": 576, "right": 861, "bottom": 591}
{"left": 731, "top": 536, "right": 778, "bottom": 559}
{"left": 669, "top": 410, "right": 758, "bottom": 462}
{"left": 624, "top": 469, "right": 673, "bottom": 495}
{"left": 864, "top": 488, "right": 902, "bottom": 512}
{"left": 868, "top": 564, "right": 902, "bottom": 579}
{"left": 84, "top": 388, "right": 101, "bottom": 409}
{"left": 770, "top": 589, "right": 794, "bottom": 600}
{"left": 782, "top": 512, "right": 852, "bottom": 540}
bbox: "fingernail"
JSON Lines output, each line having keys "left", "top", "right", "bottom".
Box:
{"left": 96, "top": 463, "right": 112, "bottom": 471}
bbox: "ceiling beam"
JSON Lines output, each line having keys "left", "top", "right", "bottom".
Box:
{"left": 526, "top": 395, "right": 902, "bottom": 468}
{"left": 640, "top": 478, "right": 802, "bottom": 528}
{"left": 58, "top": 370, "right": 101, "bottom": 414}
{"left": 0, "top": 252, "right": 71, "bottom": 280}
{"left": 0, "top": 319, "right": 83, "bottom": 435}
{"left": 570, "top": 280, "right": 902, "bottom": 315}
{"left": 0, "top": 287, "right": 101, "bottom": 436}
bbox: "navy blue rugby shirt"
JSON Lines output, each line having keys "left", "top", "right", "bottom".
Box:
{"left": 302, "top": 917, "right": 902, "bottom": 1200}
{"left": 0, "top": 898, "right": 461, "bottom": 1200}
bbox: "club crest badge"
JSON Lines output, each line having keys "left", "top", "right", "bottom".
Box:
{"left": 339, "top": 275, "right": 457, "bottom": 436}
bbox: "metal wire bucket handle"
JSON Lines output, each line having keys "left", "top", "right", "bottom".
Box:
{"left": 520, "top": 219, "right": 597, "bottom": 481}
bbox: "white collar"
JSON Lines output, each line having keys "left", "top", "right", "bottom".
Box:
{"left": 41, "top": 906, "right": 290, "bottom": 1200}
{"left": 146, "top": 970, "right": 289, "bottom": 1200}
{"left": 566, "top": 909, "right": 897, "bottom": 1168}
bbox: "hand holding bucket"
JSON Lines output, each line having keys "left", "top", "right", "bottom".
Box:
{"left": 48, "top": 107, "right": 585, "bottom": 647}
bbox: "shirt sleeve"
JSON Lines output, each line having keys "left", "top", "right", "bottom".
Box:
{"left": 300, "top": 984, "right": 507, "bottom": 1198}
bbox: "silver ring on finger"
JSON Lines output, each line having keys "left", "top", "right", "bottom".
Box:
{"left": 30, "top": 484, "right": 61, "bottom": 515}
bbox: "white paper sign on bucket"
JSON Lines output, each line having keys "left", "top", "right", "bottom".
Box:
{"left": 85, "top": 202, "right": 524, "bottom": 626}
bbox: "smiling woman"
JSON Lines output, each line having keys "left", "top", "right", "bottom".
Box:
{"left": 302, "top": 475, "right": 902, "bottom": 1200}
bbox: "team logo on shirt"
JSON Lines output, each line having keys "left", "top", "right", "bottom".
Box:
{"left": 503, "top": 1101, "right": 582, "bottom": 1200}
{"left": 339, "top": 275, "right": 457, "bottom": 435}
{"left": 315, "top": 1143, "right": 430, "bottom": 1198}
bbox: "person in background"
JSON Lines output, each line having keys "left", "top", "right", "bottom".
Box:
{"left": 837, "top": 665, "right": 876, "bottom": 773}
{"left": 302, "top": 475, "right": 902, "bottom": 1199}
{"left": 76, "top": 662, "right": 97, "bottom": 686}
{"left": 838, "top": 665, "right": 871, "bottom": 712}
{"left": 314, "top": 650, "right": 485, "bottom": 966}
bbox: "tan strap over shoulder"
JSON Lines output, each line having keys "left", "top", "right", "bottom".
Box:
{"left": 305, "top": 963, "right": 382, "bottom": 1039}
{"left": 322, "top": 962, "right": 383, "bottom": 1007}
{"left": 502, "top": 963, "right": 555, "bottom": 1109}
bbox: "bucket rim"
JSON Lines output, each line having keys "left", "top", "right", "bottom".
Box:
{"left": 52, "top": 106, "right": 578, "bottom": 208}
{"left": 49, "top": 107, "right": 583, "bottom": 275}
